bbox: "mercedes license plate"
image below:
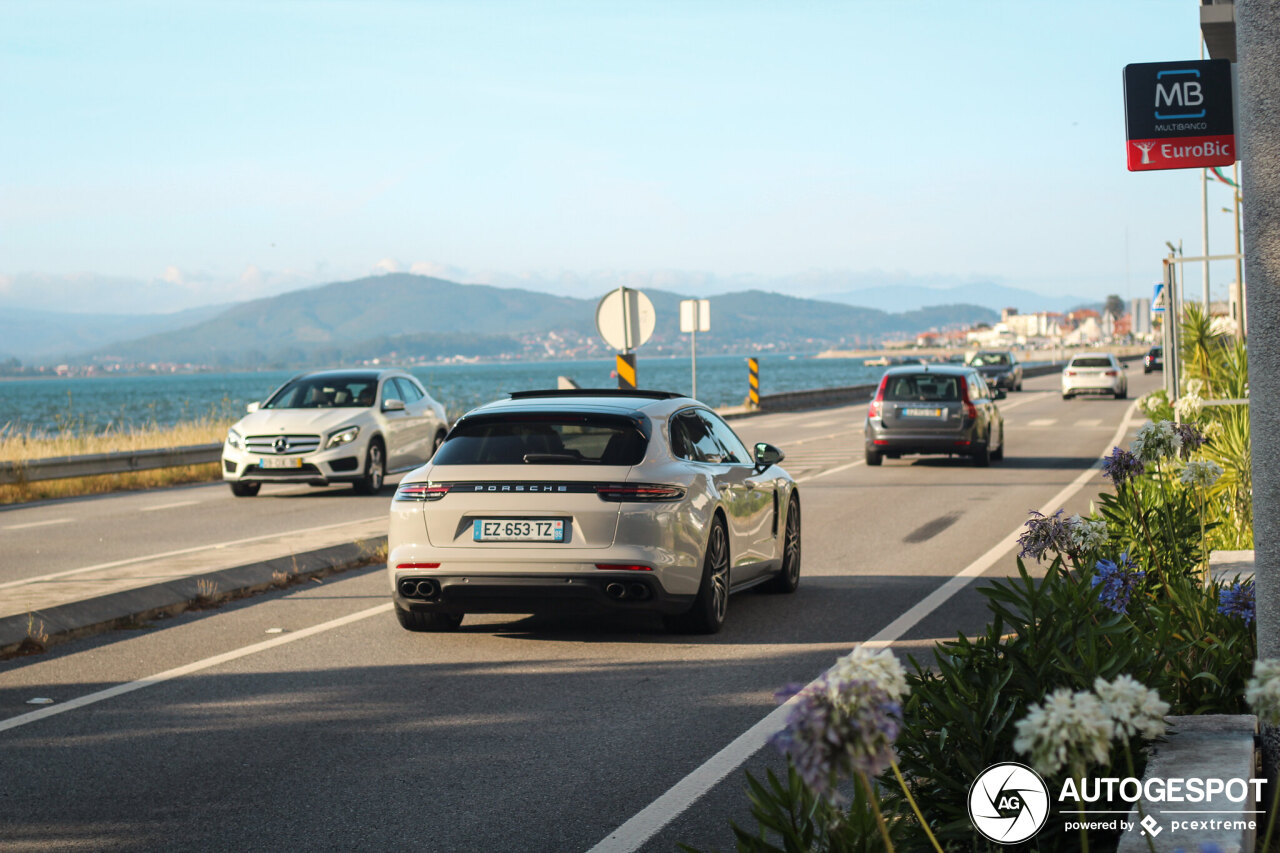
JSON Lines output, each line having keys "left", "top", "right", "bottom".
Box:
{"left": 260, "top": 457, "right": 303, "bottom": 469}
{"left": 473, "top": 519, "right": 565, "bottom": 542}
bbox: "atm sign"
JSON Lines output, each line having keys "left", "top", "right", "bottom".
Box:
{"left": 1124, "top": 59, "right": 1235, "bottom": 172}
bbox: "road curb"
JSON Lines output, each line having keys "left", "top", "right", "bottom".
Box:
{"left": 0, "top": 536, "right": 388, "bottom": 659}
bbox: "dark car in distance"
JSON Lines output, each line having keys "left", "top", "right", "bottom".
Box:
{"left": 864, "top": 365, "right": 1006, "bottom": 467}
{"left": 970, "top": 350, "right": 1023, "bottom": 391}
{"left": 1143, "top": 345, "right": 1164, "bottom": 374}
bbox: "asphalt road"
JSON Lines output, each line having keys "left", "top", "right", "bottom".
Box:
{"left": 0, "top": 369, "right": 1158, "bottom": 852}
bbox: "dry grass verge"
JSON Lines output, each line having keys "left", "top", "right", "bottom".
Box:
{"left": 0, "top": 416, "right": 230, "bottom": 505}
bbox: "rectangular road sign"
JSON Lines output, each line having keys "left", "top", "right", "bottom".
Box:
{"left": 679, "top": 299, "right": 710, "bottom": 333}
{"left": 1124, "top": 59, "right": 1235, "bottom": 171}
{"left": 1152, "top": 282, "right": 1165, "bottom": 313}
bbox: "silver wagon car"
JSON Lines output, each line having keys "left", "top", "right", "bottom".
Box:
{"left": 864, "top": 364, "right": 1006, "bottom": 466}
{"left": 387, "top": 389, "right": 802, "bottom": 634}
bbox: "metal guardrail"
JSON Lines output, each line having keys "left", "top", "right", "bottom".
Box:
{"left": 751, "top": 359, "right": 1087, "bottom": 413}
{"left": 0, "top": 443, "right": 222, "bottom": 485}
{"left": 1, "top": 355, "right": 1149, "bottom": 484}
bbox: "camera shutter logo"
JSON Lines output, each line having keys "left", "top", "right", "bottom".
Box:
{"left": 968, "top": 762, "right": 1050, "bottom": 844}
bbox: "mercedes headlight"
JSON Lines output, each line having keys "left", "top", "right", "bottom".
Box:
{"left": 326, "top": 425, "right": 360, "bottom": 449}
{"left": 227, "top": 428, "right": 244, "bottom": 450}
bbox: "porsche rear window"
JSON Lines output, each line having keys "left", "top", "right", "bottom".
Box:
{"left": 433, "top": 416, "right": 648, "bottom": 465}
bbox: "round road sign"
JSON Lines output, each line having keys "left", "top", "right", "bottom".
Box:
{"left": 595, "top": 287, "right": 655, "bottom": 351}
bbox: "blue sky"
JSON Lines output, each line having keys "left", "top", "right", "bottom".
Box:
{"left": 0, "top": 1, "right": 1241, "bottom": 313}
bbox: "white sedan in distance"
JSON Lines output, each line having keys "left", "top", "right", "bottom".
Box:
{"left": 222, "top": 368, "right": 449, "bottom": 496}
{"left": 1062, "top": 353, "right": 1129, "bottom": 400}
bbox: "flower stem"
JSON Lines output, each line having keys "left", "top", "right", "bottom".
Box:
{"left": 890, "top": 758, "right": 943, "bottom": 853}
{"left": 1123, "top": 744, "right": 1157, "bottom": 853}
{"left": 857, "top": 771, "right": 895, "bottom": 853}
{"left": 1261, "top": 771, "right": 1280, "bottom": 853}
{"left": 1075, "top": 774, "right": 1090, "bottom": 853}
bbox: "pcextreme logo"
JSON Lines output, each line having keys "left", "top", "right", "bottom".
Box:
{"left": 968, "top": 763, "right": 1051, "bottom": 844}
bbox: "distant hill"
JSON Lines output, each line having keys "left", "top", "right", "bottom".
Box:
{"left": 15, "top": 274, "right": 999, "bottom": 367}
{"left": 0, "top": 304, "right": 232, "bottom": 363}
{"left": 827, "top": 281, "right": 1099, "bottom": 314}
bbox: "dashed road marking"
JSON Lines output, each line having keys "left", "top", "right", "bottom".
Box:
{"left": 1028, "top": 418, "right": 1057, "bottom": 427}
{"left": 0, "top": 604, "right": 394, "bottom": 733}
{"left": 140, "top": 500, "right": 204, "bottom": 512}
{"left": 3, "top": 518, "right": 72, "bottom": 531}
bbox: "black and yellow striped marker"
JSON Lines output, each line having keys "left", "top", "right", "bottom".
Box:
{"left": 616, "top": 353, "right": 637, "bottom": 390}
{"left": 747, "top": 357, "right": 759, "bottom": 408}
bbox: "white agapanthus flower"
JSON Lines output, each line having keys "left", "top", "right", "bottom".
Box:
{"left": 828, "top": 646, "right": 908, "bottom": 701}
{"left": 1131, "top": 420, "right": 1182, "bottom": 463}
{"left": 1179, "top": 459, "right": 1224, "bottom": 489}
{"left": 1184, "top": 378, "right": 1206, "bottom": 397}
{"left": 1014, "top": 688, "right": 1114, "bottom": 776}
{"left": 1066, "top": 515, "right": 1108, "bottom": 553}
{"left": 1246, "top": 659, "right": 1280, "bottom": 726}
{"left": 1138, "top": 393, "right": 1165, "bottom": 415}
{"left": 1173, "top": 394, "right": 1204, "bottom": 422}
{"left": 1093, "top": 675, "right": 1169, "bottom": 740}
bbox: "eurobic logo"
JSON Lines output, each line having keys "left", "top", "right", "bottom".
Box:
{"left": 968, "top": 764, "right": 1265, "bottom": 844}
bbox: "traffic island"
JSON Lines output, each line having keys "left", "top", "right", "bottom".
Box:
{"left": 0, "top": 537, "right": 387, "bottom": 659}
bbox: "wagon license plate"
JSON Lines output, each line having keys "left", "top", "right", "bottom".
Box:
{"left": 260, "top": 457, "right": 303, "bottom": 468}
{"left": 473, "top": 519, "right": 565, "bottom": 542}
{"left": 903, "top": 407, "right": 943, "bottom": 418}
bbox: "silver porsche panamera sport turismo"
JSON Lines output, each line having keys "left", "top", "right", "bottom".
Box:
{"left": 387, "top": 389, "right": 802, "bottom": 634}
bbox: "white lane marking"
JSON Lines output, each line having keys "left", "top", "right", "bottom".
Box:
{"left": 0, "top": 516, "right": 385, "bottom": 591}
{"left": 3, "top": 518, "right": 72, "bottom": 531}
{"left": 796, "top": 459, "right": 864, "bottom": 482}
{"left": 787, "top": 429, "right": 859, "bottom": 446}
{"left": 586, "top": 399, "right": 1143, "bottom": 853}
{"left": 139, "top": 500, "right": 203, "bottom": 513}
{"left": 806, "top": 419, "right": 839, "bottom": 428}
{"left": 992, "top": 392, "right": 1050, "bottom": 413}
{"left": 0, "top": 603, "right": 393, "bottom": 733}
{"left": 1028, "top": 418, "right": 1057, "bottom": 427}
{"left": 1076, "top": 419, "right": 1103, "bottom": 428}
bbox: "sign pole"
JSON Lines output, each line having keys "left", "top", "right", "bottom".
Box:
{"left": 691, "top": 326, "right": 697, "bottom": 400}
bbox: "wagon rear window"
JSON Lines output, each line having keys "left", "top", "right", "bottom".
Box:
{"left": 433, "top": 415, "right": 648, "bottom": 465}
{"left": 882, "top": 374, "right": 961, "bottom": 402}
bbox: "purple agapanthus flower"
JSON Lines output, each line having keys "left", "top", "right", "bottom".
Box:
{"left": 1218, "top": 581, "right": 1256, "bottom": 626}
{"left": 1102, "top": 446, "right": 1145, "bottom": 486}
{"left": 1017, "top": 509, "right": 1075, "bottom": 561}
{"left": 1173, "top": 422, "right": 1208, "bottom": 456}
{"left": 1091, "top": 555, "right": 1145, "bottom": 615}
{"left": 770, "top": 676, "right": 902, "bottom": 800}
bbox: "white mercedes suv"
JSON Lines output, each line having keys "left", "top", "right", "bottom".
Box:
{"left": 222, "top": 368, "right": 449, "bottom": 497}
{"left": 387, "top": 389, "right": 802, "bottom": 634}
